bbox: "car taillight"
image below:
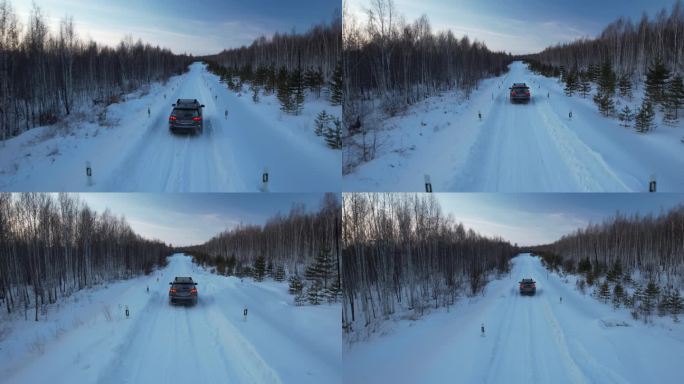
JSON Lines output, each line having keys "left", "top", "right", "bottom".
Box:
{"left": 192, "top": 117, "right": 201, "bottom": 121}
{"left": 511, "top": 92, "right": 515, "bottom": 96}
{"left": 169, "top": 288, "right": 176, "bottom": 293}
{"left": 169, "top": 116, "right": 176, "bottom": 121}
{"left": 191, "top": 288, "right": 197, "bottom": 294}
{"left": 525, "top": 91, "right": 530, "bottom": 96}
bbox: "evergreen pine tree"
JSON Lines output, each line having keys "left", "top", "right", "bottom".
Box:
{"left": 668, "top": 288, "right": 683, "bottom": 322}
{"left": 598, "top": 59, "right": 617, "bottom": 96}
{"left": 276, "top": 66, "right": 291, "bottom": 113}
{"left": 304, "top": 67, "right": 316, "bottom": 89}
{"left": 663, "top": 75, "right": 684, "bottom": 125}
{"left": 618, "top": 105, "right": 635, "bottom": 127}
{"left": 264, "top": 65, "right": 277, "bottom": 95}
{"left": 658, "top": 293, "right": 670, "bottom": 317}
{"left": 289, "top": 66, "right": 305, "bottom": 115}
{"left": 596, "top": 280, "right": 611, "bottom": 303}
{"left": 294, "top": 289, "right": 307, "bottom": 306}
{"left": 644, "top": 58, "right": 670, "bottom": 106}
{"left": 307, "top": 283, "right": 321, "bottom": 305}
{"left": 314, "top": 110, "right": 330, "bottom": 136}
{"left": 618, "top": 74, "right": 633, "bottom": 100}
{"left": 305, "top": 247, "right": 335, "bottom": 288}
{"left": 606, "top": 260, "right": 623, "bottom": 283}
{"left": 635, "top": 99, "right": 656, "bottom": 133}
{"left": 327, "top": 275, "right": 342, "bottom": 303}
{"left": 266, "top": 260, "right": 274, "bottom": 278}
{"left": 633, "top": 283, "right": 644, "bottom": 308}
{"left": 578, "top": 257, "right": 592, "bottom": 274}
{"left": 586, "top": 270, "right": 595, "bottom": 286}
{"left": 329, "top": 59, "right": 343, "bottom": 106}
{"left": 254, "top": 65, "right": 268, "bottom": 87}
{"left": 253, "top": 256, "right": 266, "bottom": 281}
{"left": 288, "top": 275, "right": 304, "bottom": 295}
{"left": 587, "top": 63, "right": 599, "bottom": 82}
{"left": 578, "top": 72, "right": 591, "bottom": 98}
{"left": 612, "top": 283, "right": 624, "bottom": 309}
{"left": 593, "top": 91, "right": 615, "bottom": 116}
{"left": 642, "top": 281, "right": 661, "bottom": 318}
{"left": 564, "top": 70, "right": 577, "bottom": 96}
{"left": 274, "top": 264, "right": 286, "bottom": 282}
{"left": 325, "top": 117, "right": 342, "bottom": 149}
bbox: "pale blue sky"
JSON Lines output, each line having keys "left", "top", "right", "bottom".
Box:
{"left": 347, "top": 0, "right": 679, "bottom": 54}
{"left": 78, "top": 193, "right": 332, "bottom": 246}
{"left": 435, "top": 193, "right": 684, "bottom": 246}
{"left": 15, "top": 0, "right": 339, "bottom": 55}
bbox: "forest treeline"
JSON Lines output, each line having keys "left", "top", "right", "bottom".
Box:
{"left": 182, "top": 193, "right": 341, "bottom": 306}
{"left": 342, "top": 0, "right": 512, "bottom": 171}
{"left": 0, "top": 193, "right": 172, "bottom": 321}
{"left": 202, "top": 15, "right": 342, "bottom": 110}
{"left": 342, "top": 193, "right": 518, "bottom": 336}
{"left": 525, "top": 1, "right": 684, "bottom": 131}
{"left": 528, "top": 1, "right": 684, "bottom": 80}
{"left": 344, "top": 0, "right": 512, "bottom": 112}
{"left": 532, "top": 205, "right": 684, "bottom": 322}
{"left": 0, "top": 1, "right": 190, "bottom": 140}
{"left": 536, "top": 205, "right": 684, "bottom": 282}
{"left": 204, "top": 13, "right": 341, "bottom": 86}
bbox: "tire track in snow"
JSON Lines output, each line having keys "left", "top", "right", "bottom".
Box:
{"left": 535, "top": 99, "right": 632, "bottom": 191}
{"left": 204, "top": 303, "right": 283, "bottom": 384}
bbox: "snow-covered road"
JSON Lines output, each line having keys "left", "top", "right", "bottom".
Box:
{"left": 344, "top": 254, "right": 684, "bottom": 384}
{"left": 0, "top": 254, "right": 341, "bottom": 384}
{"left": 0, "top": 62, "right": 340, "bottom": 192}
{"left": 344, "top": 61, "right": 684, "bottom": 192}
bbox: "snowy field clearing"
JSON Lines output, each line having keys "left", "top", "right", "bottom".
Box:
{"left": 344, "top": 61, "right": 684, "bottom": 192}
{"left": 344, "top": 254, "right": 684, "bottom": 384}
{"left": 0, "top": 254, "right": 341, "bottom": 384}
{"left": 0, "top": 62, "right": 340, "bottom": 192}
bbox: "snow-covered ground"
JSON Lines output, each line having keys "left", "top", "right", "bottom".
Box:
{"left": 0, "top": 62, "right": 341, "bottom": 192}
{"left": 344, "top": 254, "right": 684, "bottom": 384}
{"left": 0, "top": 254, "right": 341, "bottom": 384}
{"left": 344, "top": 61, "right": 684, "bottom": 192}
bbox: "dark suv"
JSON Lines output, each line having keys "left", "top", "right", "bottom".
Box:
{"left": 519, "top": 278, "right": 536, "bottom": 295}
{"left": 169, "top": 99, "right": 204, "bottom": 135}
{"left": 169, "top": 276, "right": 198, "bottom": 305}
{"left": 509, "top": 83, "right": 531, "bottom": 103}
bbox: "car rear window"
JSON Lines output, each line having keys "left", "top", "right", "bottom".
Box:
{"left": 514, "top": 87, "right": 529, "bottom": 91}
{"left": 172, "top": 282, "right": 194, "bottom": 288}
{"left": 174, "top": 109, "right": 199, "bottom": 118}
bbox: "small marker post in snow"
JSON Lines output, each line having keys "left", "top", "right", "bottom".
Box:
{"left": 424, "top": 175, "right": 433, "bottom": 193}
{"left": 649, "top": 175, "right": 657, "bottom": 192}
{"left": 125, "top": 305, "right": 130, "bottom": 318}
{"left": 146, "top": 285, "right": 149, "bottom": 293}
{"left": 147, "top": 106, "right": 151, "bottom": 117}
{"left": 243, "top": 306, "right": 248, "bottom": 322}
{"left": 478, "top": 111, "right": 482, "bottom": 121}
{"left": 560, "top": 296, "right": 562, "bottom": 304}
{"left": 85, "top": 161, "right": 93, "bottom": 186}
{"left": 481, "top": 323, "right": 485, "bottom": 337}
{"left": 547, "top": 92, "right": 550, "bottom": 98}
{"left": 225, "top": 109, "right": 228, "bottom": 119}
{"left": 261, "top": 167, "right": 269, "bottom": 192}
{"left": 569, "top": 110, "right": 573, "bottom": 120}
